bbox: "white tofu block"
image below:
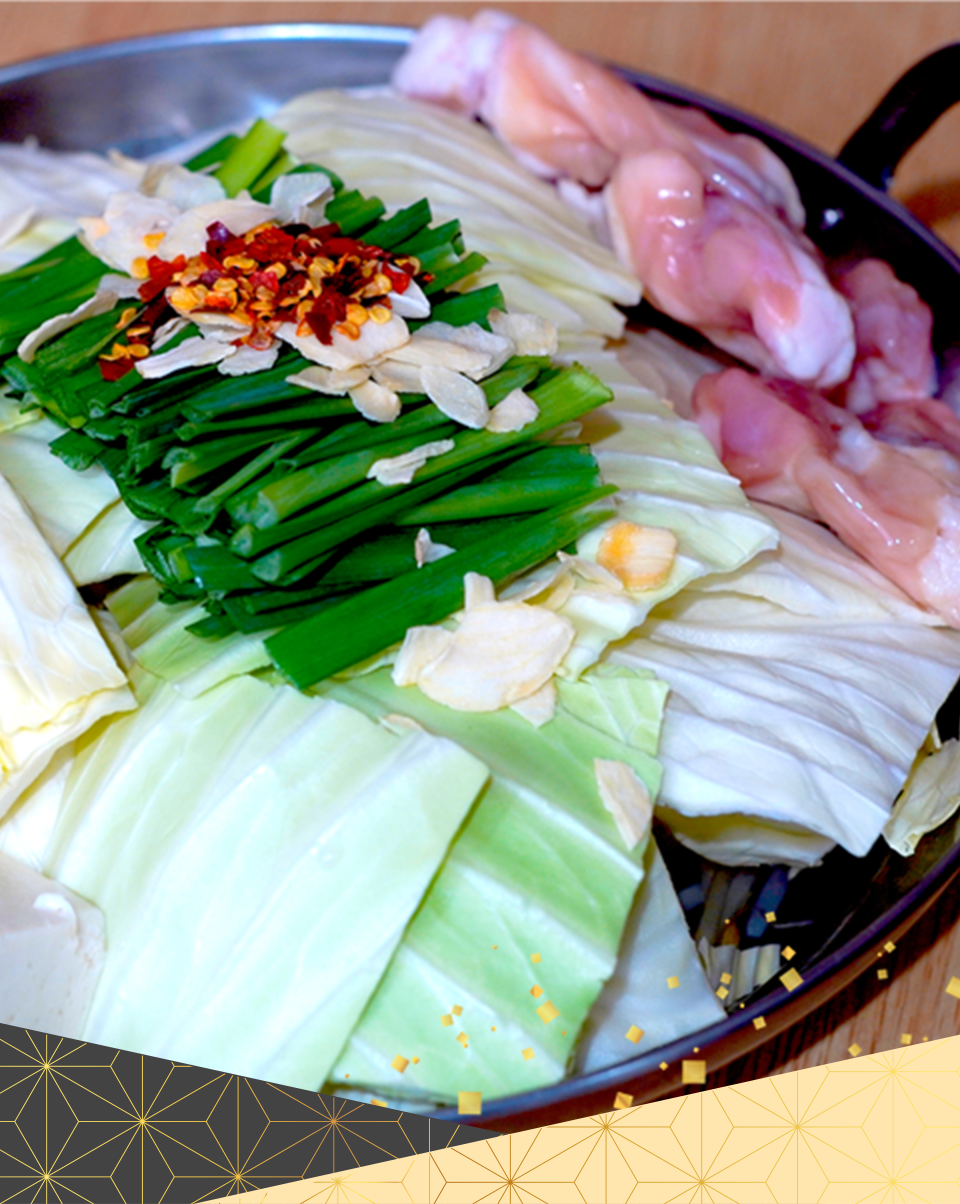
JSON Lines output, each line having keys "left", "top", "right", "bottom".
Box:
{"left": 0, "top": 852, "right": 104, "bottom": 1035}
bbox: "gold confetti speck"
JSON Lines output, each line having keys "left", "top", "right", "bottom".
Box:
{"left": 522, "top": 1048, "right": 535, "bottom": 1061}
{"left": 659, "top": 1061, "right": 668, "bottom": 1070}
{"left": 530, "top": 985, "right": 544, "bottom": 999}
{"left": 782, "top": 946, "right": 795, "bottom": 961}
{"left": 452, "top": 1005, "right": 463, "bottom": 1016}
{"left": 901, "top": 1033, "right": 912, "bottom": 1045}
{"left": 848, "top": 1043, "right": 862, "bottom": 1057}
{"left": 923, "top": 1036, "right": 929, "bottom": 1041}
{"left": 344, "top": 1074, "right": 349, "bottom": 1078}
{"left": 456, "top": 1032, "right": 469, "bottom": 1048}
{"left": 765, "top": 911, "right": 777, "bottom": 923}
{"left": 682, "top": 1060, "right": 706, "bottom": 1085}
{"left": 877, "top": 968, "right": 888, "bottom": 981}
{"left": 693, "top": 1047, "right": 700, "bottom": 1053}
{"left": 391, "top": 1056, "right": 409, "bottom": 1074}
{"left": 613, "top": 1091, "right": 634, "bottom": 1109}
{"left": 458, "top": 1092, "right": 481, "bottom": 1115}
{"left": 753, "top": 1016, "right": 767, "bottom": 1030}
{"left": 491, "top": 1027, "right": 496, "bottom": 1032}
{"left": 667, "top": 976, "right": 680, "bottom": 989}
{"left": 716, "top": 986, "right": 729, "bottom": 1000}
{"left": 720, "top": 972, "right": 732, "bottom": 985}
{"left": 946, "top": 976, "right": 960, "bottom": 999}
{"left": 412, "top": 1057, "right": 420, "bottom": 1064}
{"left": 441, "top": 1014, "right": 453, "bottom": 1027}
{"left": 780, "top": 968, "right": 803, "bottom": 992}
{"left": 625, "top": 1025, "right": 644, "bottom": 1044}
{"left": 531, "top": 952, "right": 542, "bottom": 964}
{"left": 537, "top": 1000, "right": 559, "bottom": 1025}
{"left": 885, "top": 940, "right": 896, "bottom": 953}
{"left": 492, "top": 945, "right": 497, "bottom": 950}
{"left": 370, "top": 1099, "right": 387, "bottom": 1107}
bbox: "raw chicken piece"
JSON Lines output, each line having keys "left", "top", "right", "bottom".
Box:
{"left": 398, "top": 12, "right": 801, "bottom": 220}
{"left": 606, "top": 152, "right": 853, "bottom": 386}
{"left": 833, "top": 258, "right": 937, "bottom": 412}
{"left": 863, "top": 397, "right": 960, "bottom": 468}
{"left": 692, "top": 368, "right": 960, "bottom": 626}
{"left": 393, "top": 11, "right": 855, "bottom": 388}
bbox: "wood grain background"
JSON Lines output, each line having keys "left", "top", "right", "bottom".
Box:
{"left": 3, "top": 0, "right": 960, "bottom": 1089}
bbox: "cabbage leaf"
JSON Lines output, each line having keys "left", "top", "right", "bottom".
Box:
{"left": 38, "top": 672, "right": 489, "bottom": 1087}
{"left": 609, "top": 505, "right": 960, "bottom": 865}
{"left": 0, "top": 470, "right": 133, "bottom": 822}
{"left": 322, "top": 666, "right": 667, "bottom": 1103}
{"left": 884, "top": 738, "right": 960, "bottom": 857}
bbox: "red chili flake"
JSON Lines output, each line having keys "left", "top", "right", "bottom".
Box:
{"left": 304, "top": 292, "right": 348, "bottom": 344}
{"left": 137, "top": 217, "right": 425, "bottom": 356}
{"left": 383, "top": 264, "right": 413, "bottom": 294}
{"left": 203, "top": 292, "right": 236, "bottom": 312}
{"left": 140, "top": 295, "right": 174, "bottom": 328}
{"left": 139, "top": 254, "right": 186, "bottom": 302}
{"left": 250, "top": 269, "right": 279, "bottom": 293}
{"left": 246, "top": 227, "right": 296, "bottom": 264}
{"left": 322, "top": 236, "right": 374, "bottom": 259}
{"left": 98, "top": 357, "right": 135, "bottom": 382}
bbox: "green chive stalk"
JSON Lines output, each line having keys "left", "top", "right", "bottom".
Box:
{"left": 265, "top": 491, "right": 616, "bottom": 689}
{"left": 214, "top": 118, "right": 287, "bottom": 197}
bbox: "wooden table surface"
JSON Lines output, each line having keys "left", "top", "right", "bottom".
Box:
{"left": 4, "top": 0, "right": 960, "bottom": 1091}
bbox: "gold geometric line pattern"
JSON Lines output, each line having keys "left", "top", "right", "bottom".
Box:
{"left": 213, "top": 1034, "right": 960, "bottom": 1204}
{"left": 0, "top": 1025, "right": 481, "bottom": 1203}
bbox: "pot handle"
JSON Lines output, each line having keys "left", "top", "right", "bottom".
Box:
{"left": 837, "top": 43, "right": 960, "bottom": 191}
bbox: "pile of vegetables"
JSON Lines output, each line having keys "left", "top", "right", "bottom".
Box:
{"left": 3, "top": 77, "right": 960, "bottom": 1121}
{"left": 0, "top": 122, "right": 622, "bottom": 690}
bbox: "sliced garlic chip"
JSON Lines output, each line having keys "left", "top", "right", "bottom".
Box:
{"left": 464, "top": 572, "right": 496, "bottom": 610}
{"left": 596, "top": 521, "right": 678, "bottom": 590}
{"left": 510, "top": 679, "right": 557, "bottom": 728}
{"left": 276, "top": 312, "right": 410, "bottom": 372}
{"left": 136, "top": 335, "right": 237, "bottom": 379}
{"left": 388, "top": 278, "right": 431, "bottom": 320}
{"left": 367, "top": 438, "right": 455, "bottom": 486}
{"left": 389, "top": 334, "right": 491, "bottom": 378}
{"left": 372, "top": 360, "right": 424, "bottom": 394}
{"left": 421, "top": 364, "right": 490, "bottom": 428}
{"left": 269, "top": 171, "right": 334, "bottom": 225}
{"left": 418, "top": 321, "right": 515, "bottom": 377}
{"left": 152, "top": 316, "right": 190, "bottom": 350}
{"left": 349, "top": 379, "right": 402, "bottom": 424}
{"left": 392, "top": 625, "right": 455, "bottom": 687}
{"left": 594, "top": 759, "right": 653, "bottom": 850}
{"left": 287, "top": 364, "right": 371, "bottom": 395}
{"left": 181, "top": 311, "right": 249, "bottom": 341}
{"left": 380, "top": 712, "right": 426, "bottom": 735}
{"left": 485, "top": 387, "right": 539, "bottom": 433}
{"left": 414, "top": 528, "right": 456, "bottom": 567}
{"left": 489, "top": 310, "right": 558, "bottom": 356}
{"left": 18, "top": 289, "right": 124, "bottom": 363}
{"left": 557, "top": 550, "right": 624, "bottom": 591}
{"left": 217, "top": 342, "right": 278, "bottom": 376}
{"left": 394, "top": 580, "right": 575, "bottom": 713}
